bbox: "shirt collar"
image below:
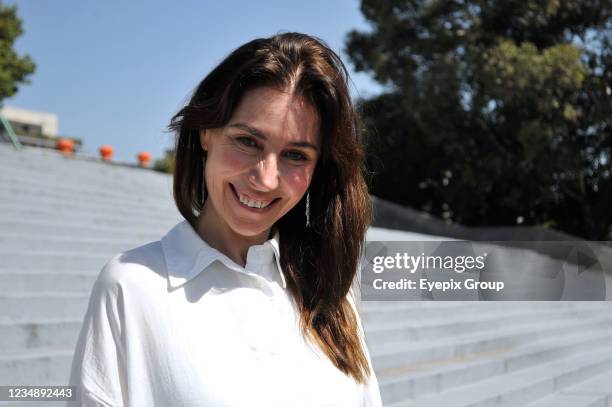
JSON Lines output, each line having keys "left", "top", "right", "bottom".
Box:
{"left": 161, "top": 220, "right": 286, "bottom": 291}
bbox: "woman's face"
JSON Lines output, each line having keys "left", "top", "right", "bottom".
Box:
{"left": 200, "top": 86, "right": 321, "bottom": 238}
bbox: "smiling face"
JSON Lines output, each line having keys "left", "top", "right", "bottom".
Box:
{"left": 199, "top": 86, "right": 321, "bottom": 239}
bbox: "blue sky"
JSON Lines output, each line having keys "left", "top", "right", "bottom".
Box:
{"left": 5, "top": 0, "right": 384, "bottom": 162}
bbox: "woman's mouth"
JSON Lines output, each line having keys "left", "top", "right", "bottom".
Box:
{"left": 230, "top": 183, "right": 279, "bottom": 212}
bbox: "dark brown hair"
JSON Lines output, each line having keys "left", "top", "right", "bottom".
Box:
{"left": 168, "top": 32, "right": 373, "bottom": 383}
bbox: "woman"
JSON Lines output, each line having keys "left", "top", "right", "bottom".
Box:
{"left": 69, "top": 32, "right": 382, "bottom": 406}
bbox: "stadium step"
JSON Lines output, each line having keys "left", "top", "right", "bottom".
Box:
{"left": 378, "top": 325, "right": 612, "bottom": 402}
{"left": 0, "top": 271, "right": 97, "bottom": 293}
{"left": 0, "top": 250, "right": 114, "bottom": 271}
{"left": 0, "top": 293, "right": 90, "bottom": 320}
{"left": 0, "top": 319, "right": 83, "bottom": 354}
{"left": 385, "top": 344, "right": 612, "bottom": 407}
{"left": 371, "top": 312, "right": 612, "bottom": 370}
{"left": 0, "top": 219, "right": 168, "bottom": 240}
{"left": 0, "top": 234, "right": 149, "bottom": 253}
{"left": 0, "top": 348, "right": 74, "bottom": 386}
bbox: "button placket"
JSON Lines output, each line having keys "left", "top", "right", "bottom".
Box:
{"left": 228, "top": 241, "right": 288, "bottom": 356}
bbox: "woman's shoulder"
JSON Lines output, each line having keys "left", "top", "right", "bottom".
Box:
{"left": 94, "top": 240, "right": 167, "bottom": 296}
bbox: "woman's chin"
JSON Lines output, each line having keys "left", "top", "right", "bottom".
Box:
{"left": 229, "top": 221, "right": 274, "bottom": 238}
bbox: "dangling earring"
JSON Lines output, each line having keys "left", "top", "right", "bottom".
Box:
{"left": 305, "top": 189, "right": 311, "bottom": 227}
{"left": 201, "top": 154, "right": 207, "bottom": 204}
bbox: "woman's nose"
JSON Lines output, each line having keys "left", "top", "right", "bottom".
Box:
{"left": 250, "top": 154, "right": 280, "bottom": 191}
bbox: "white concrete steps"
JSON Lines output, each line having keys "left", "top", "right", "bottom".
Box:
{"left": 0, "top": 147, "right": 166, "bottom": 183}
{"left": 378, "top": 325, "right": 612, "bottom": 402}
{"left": 0, "top": 177, "right": 173, "bottom": 206}
{"left": 386, "top": 344, "right": 612, "bottom": 407}
{"left": 0, "top": 145, "right": 180, "bottom": 390}
{"left": 0, "top": 150, "right": 148, "bottom": 173}
{"left": 0, "top": 271, "right": 96, "bottom": 293}
{"left": 0, "top": 163, "right": 172, "bottom": 187}
{"left": 1, "top": 319, "right": 83, "bottom": 353}
{"left": 365, "top": 305, "right": 604, "bottom": 343}
{"left": 0, "top": 164, "right": 172, "bottom": 193}
{"left": 0, "top": 293, "right": 89, "bottom": 321}
{"left": 0, "top": 250, "right": 112, "bottom": 271}
{"left": 525, "top": 393, "right": 607, "bottom": 407}
{"left": 0, "top": 234, "right": 149, "bottom": 253}
{"left": 0, "top": 219, "right": 167, "bottom": 241}
{"left": 363, "top": 302, "right": 611, "bottom": 332}
{"left": 525, "top": 370, "right": 612, "bottom": 406}
{"left": 0, "top": 164, "right": 170, "bottom": 192}
{"left": 0, "top": 201, "right": 179, "bottom": 224}
{"left": 371, "top": 312, "right": 612, "bottom": 370}
{"left": 0, "top": 190, "right": 178, "bottom": 217}
{"left": 0, "top": 348, "right": 74, "bottom": 385}
{"left": 361, "top": 302, "right": 580, "bottom": 324}
{"left": 0, "top": 160, "right": 150, "bottom": 184}
{"left": 0, "top": 208, "right": 180, "bottom": 230}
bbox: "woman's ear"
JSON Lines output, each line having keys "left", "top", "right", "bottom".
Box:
{"left": 199, "top": 129, "right": 209, "bottom": 151}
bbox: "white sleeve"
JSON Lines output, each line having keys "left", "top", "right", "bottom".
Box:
{"left": 348, "top": 286, "right": 383, "bottom": 407}
{"left": 67, "top": 262, "right": 127, "bottom": 407}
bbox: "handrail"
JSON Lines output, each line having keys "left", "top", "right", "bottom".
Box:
{"left": 0, "top": 113, "right": 22, "bottom": 149}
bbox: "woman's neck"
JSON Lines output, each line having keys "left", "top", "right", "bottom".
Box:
{"left": 195, "top": 199, "right": 271, "bottom": 268}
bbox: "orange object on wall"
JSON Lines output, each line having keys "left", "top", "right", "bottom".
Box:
{"left": 99, "top": 145, "right": 114, "bottom": 161}
{"left": 56, "top": 138, "right": 74, "bottom": 156}
{"left": 138, "top": 151, "right": 151, "bottom": 167}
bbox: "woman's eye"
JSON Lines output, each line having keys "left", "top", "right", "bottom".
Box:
{"left": 285, "top": 151, "right": 307, "bottom": 161}
{"left": 236, "top": 137, "right": 258, "bottom": 148}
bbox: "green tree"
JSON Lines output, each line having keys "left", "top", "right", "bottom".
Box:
{"left": 154, "top": 148, "right": 175, "bottom": 174}
{"left": 347, "top": 0, "right": 612, "bottom": 239}
{"left": 0, "top": 2, "right": 35, "bottom": 104}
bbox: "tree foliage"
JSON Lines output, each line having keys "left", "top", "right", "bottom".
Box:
{"left": 346, "top": 0, "right": 612, "bottom": 239}
{"left": 153, "top": 148, "right": 175, "bottom": 174}
{"left": 0, "top": 2, "right": 35, "bottom": 104}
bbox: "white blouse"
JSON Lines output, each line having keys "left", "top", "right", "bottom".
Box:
{"left": 68, "top": 220, "right": 382, "bottom": 406}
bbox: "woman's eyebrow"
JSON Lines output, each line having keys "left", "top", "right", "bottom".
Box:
{"left": 228, "top": 122, "right": 319, "bottom": 153}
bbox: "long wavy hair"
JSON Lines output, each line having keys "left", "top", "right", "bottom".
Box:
{"left": 168, "top": 32, "right": 373, "bottom": 384}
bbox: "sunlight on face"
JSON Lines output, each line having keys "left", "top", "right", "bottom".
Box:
{"left": 200, "top": 86, "right": 321, "bottom": 237}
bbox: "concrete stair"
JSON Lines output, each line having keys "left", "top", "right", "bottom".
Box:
{"left": 367, "top": 303, "right": 612, "bottom": 406}
{"left": 0, "top": 271, "right": 97, "bottom": 292}
{"left": 524, "top": 371, "right": 612, "bottom": 407}
{"left": 1, "top": 143, "right": 612, "bottom": 407}
{"left": 386, "top": 344, "right": 612, "bottom": 407}
{"left": 0, "top": 144, "right": 181, "bottom": 393}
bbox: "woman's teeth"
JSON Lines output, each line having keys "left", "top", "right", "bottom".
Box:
{"left": 238, "top": 193, "right": 271, "bottom": 209}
